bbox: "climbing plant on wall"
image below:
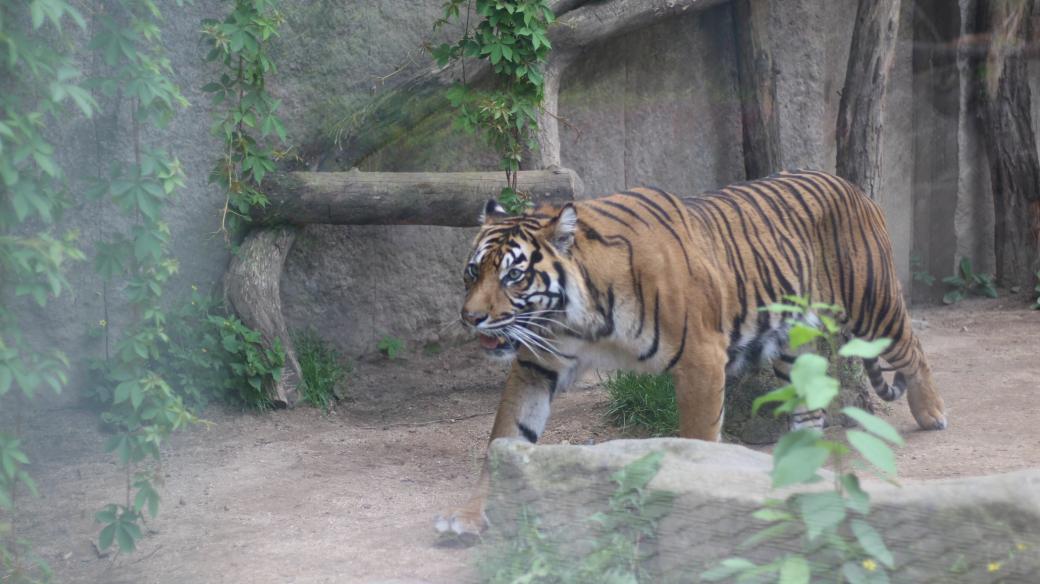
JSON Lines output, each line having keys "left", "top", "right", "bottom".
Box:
{"left": 86, "top": 0, "right": 200, "bottom": 555}
{"left": 201, "top": 0, "right": 288, "bottom": 243}
{"left": 0, "top": 1, "right": 94, "bottom": 580}
{"left": 432, "top": 0, "right": 554, "bottom": 213}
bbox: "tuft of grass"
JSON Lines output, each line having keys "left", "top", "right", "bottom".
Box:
{"left": 377, "top": 335, "right": 404, "bottom": 360}
{"left": 293, "top": 330, "right": 348, "bottom": 412}
{"left": 604, "top": 372, "right": 679, "bottom": 437}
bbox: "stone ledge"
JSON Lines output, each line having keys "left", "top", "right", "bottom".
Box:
{"left": 486, "top": 438, "right": 1040, "bottom": 582}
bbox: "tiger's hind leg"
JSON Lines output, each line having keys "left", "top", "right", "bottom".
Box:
{"left": 861, "top": 323, "right": 947, "bottom": 431}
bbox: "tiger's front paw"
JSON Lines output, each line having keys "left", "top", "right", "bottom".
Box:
{"left": 434, "top": 504, "right": 488, "bottom": 543}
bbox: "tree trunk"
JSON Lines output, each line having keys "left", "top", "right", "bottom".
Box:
{"left": 733, "top": 0, "right": 782, "bottom": 179}
{"left": 836, "top": 0, "right": 903, "bottom": 198}
{"left": 224, "top": 227, "right": 303, "bottom": 408}
{"left": 257, "top": 168, "right": 584, "bottom": 226}
{"left": 978, "top": 0, "right": 1040, "bottom": 289}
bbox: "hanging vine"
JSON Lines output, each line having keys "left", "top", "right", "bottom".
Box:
{"left": 87, "top": 0, "right": 199, "bottom": 555}
{"left": 201, "top": 0, "right": 287, "bottom": 244}
{"left": 0, "top": 1, "right": 95, "bottom": 580}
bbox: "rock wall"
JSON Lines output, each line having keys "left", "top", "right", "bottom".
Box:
{"left": 17, "top": 0, "right": 1038, "bottom": 391}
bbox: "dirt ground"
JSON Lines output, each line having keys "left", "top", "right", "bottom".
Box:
{"left": 8, "top": 297, "right": 1040, "bottom": 583}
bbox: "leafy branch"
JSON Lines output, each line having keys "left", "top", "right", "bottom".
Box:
{"left": 704, "top": 296, "right": 902, "bottom": 584}
{"left": 432, "top": 0, "right": 554, "bottom": 213}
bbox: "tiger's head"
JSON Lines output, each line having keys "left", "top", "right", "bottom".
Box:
{"left": 460, "top": 199, "right": 578, "bottom": 359}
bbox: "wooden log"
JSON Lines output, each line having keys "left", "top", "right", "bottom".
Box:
{"left": 257, "top": 168, "right": 584, "bottom": 226}
{"left": 732, "top": 0, "right": 782, "bottom": 179}
{"left": 978, "top": 0, "right": 1040, "bottom": 288}
{"left": 224, "top": 227, "right": 303, "bottom": 408}
{"left": 835, "top": 0, "right": 903, "bottom": 199}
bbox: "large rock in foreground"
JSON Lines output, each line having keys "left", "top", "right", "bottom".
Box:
{"left": 485, "top": 438, "right": 1040, "bottom": 583}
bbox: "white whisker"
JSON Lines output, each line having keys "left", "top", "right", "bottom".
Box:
{"left": 519, "top": 315, "right": 579, "bottom": 334}
{"left": 508, "top": 325, "right": 556, "bottom": 355}
{"left": 509, "top": 325, "right": 564, "bottom": 358}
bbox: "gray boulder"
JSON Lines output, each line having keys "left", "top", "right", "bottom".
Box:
{"left": 485, "top": 438, "right": 1040, "bottom": 583}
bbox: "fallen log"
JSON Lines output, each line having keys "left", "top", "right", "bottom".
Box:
{"left": 257, "top": 167, "right": 584, "bottom": 226}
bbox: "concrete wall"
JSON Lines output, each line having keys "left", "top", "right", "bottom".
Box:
{"left": 556, "top": 4, "right": 745, "bottom": 197}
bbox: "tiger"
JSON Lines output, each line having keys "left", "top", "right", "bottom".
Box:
{"left": 434, "top": 169, "right": 947, "bottom": 537}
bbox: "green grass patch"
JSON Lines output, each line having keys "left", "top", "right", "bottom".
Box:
{"left": 293, "top": 329, "right": 349, "bottom": 412}
{"left": 604, "top": 372, "right": 679, "bottom": 437}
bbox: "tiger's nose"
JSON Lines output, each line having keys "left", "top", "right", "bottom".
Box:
{"left": 461, "top": 311, "right": 487, "bottom": 326}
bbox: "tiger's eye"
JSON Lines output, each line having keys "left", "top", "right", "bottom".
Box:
{"left": 464, "top": 263, "right": 478, "bottom": 281}
{"left": 506, "top": 267, "right": 524, "bottom": 282}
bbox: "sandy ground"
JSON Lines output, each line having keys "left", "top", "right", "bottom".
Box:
{"left": 7, "top": 297, "right": 1040, "bottom": 583}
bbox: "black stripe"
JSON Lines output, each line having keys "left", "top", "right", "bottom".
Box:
{"left": 517, "top": 422, "right": 538, "bottom": 443}
{"left": 619, "top": 190, "right": 674, "bottom": 223}
{"left": 646, "top": 186, "right": 693, "bottom": 237}
{"left": 619, "top": 191, "right": 694, "bottom": 275}
{"left": 588, "top": 203, "right": 636, "bottom": 231}
{"left": 664, "top": 312, "right": 689, "bottom": 371}
{"left": 518, "top": 360, "right": 559, "bottom": 398}
{"left": 601, "top": 200, "right": 651, "bottom": 228}
{"left": 639, "top": 293, "right": 660, "bottom": 361}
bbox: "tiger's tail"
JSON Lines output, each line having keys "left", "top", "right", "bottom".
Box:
{"left": 860, "top": 315, "right": 947, "bottom": 431}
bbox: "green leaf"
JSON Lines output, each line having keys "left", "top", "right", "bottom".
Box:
{"left": 841, "top": 407, "right": 903, "bottom": 445}
{"left": 772, "top": 429, "right": 828, "bottom": 488}
{"left": 790, "top": 354, "right": 839, "bottom": 410}
{"left": 841, "top": 473, "right": 871, "bottom": 514}
{"left": 796, "top": 492, "right": 846, "bottom": 541}
{"left": 741, "top": 521, "right": 793, "bottom": 548}
{"left": 788, "top": 323, "right": 822, "bottom": 350}
{"left": 751, "top": 385, "right": 796, "bottom": 416}
{"left": 752, "top": 508, "right": 794, "bottom": 523}
{"left": 779, "top": 555, "right": 811, "bottom": 584}
{"left": 760, "top": 302, "right": 803, "bottom": 314}
{"left": 701, "top": 558, "right": 757, "bottom": 581}
{"left": 612, "top": 451, "right": 664, "bottom": 494}
{"left": 839, "top": 338, "right": 892, "bottom": 359}
{"left": 847, "top": 430, "right": 897, "bottom": 479}
{"left": 0, "top": 367, "right": 12, "bottom": 395}
{"left": 115, "top": 521, "right": 137, "bottom": 552}
{"left": 98, "top": 522, "right": 116, "bottom": 550}
{"left": 851, "top": 519, "right": 895, "bottom": 569}
{"left": 841, "top": 562, "right": 871, "bottom": 584}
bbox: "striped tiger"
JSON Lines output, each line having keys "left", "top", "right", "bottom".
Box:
{"left": 434, "top": 169, "right": 947, "bottom": 537}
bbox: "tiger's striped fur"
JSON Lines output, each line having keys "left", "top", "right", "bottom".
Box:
{"left": 434, "top": 170, "right": 946, "bottom": 537}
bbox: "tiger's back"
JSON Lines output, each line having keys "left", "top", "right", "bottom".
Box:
{"left": 679, "top": 171, "right": 919, "bottom": 379}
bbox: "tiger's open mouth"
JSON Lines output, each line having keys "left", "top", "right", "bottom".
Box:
{"left": 477, "top": 333, "right": 518, "bottom": 354}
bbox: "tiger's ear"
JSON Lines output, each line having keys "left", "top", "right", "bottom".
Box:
{"left": 550, "top": 203, "right": 578, "bottom": 254}
{"left": 479, "top": 199, "right": 508, "bottom": 224}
